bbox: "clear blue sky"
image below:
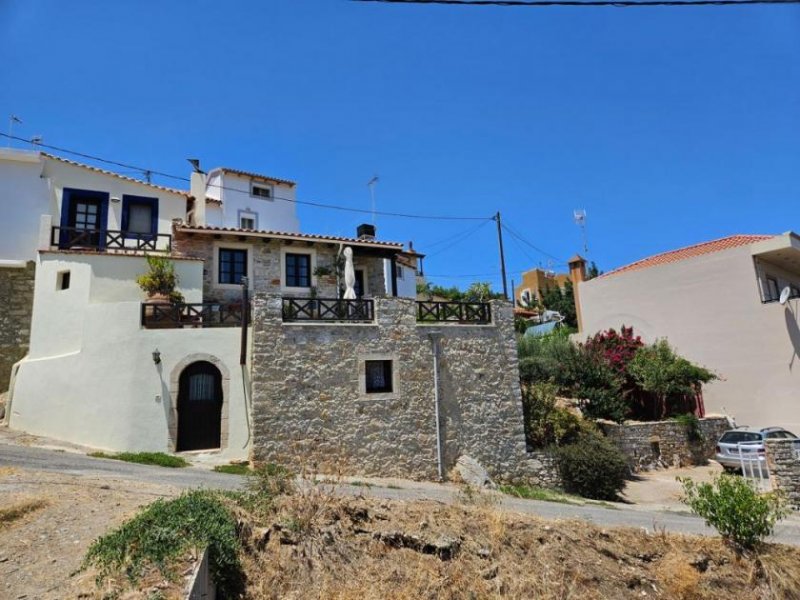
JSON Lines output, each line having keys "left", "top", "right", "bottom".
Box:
{"left": 2, "top": 1, "right": 799, "bottom": 291}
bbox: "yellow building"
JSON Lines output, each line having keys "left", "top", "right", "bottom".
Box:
{"left": 514, "top": 268, "right": 571, "bottom": 308}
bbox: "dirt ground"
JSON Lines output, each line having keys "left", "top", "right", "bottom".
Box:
{"left": 622, "top": 463, "right": 724, "bottom": 511}
{"left": 0, "top": 466, "right": 179, "bottom": 599}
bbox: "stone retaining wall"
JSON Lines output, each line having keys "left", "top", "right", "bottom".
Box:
{"left": 0, "top": 262, "right": 35, "bottom": 391}
{"left": 250, "top": 294, "right": 539, "bottom": 484}
{"left": 766, "top": 439, "right": 800, "bottom": 509}
{"left": 599, "top": 417, "right": 730, "bottom": 472}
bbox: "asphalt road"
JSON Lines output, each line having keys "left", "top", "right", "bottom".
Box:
{"left": 3, "top": 441, "right": 800, "bottom": 546}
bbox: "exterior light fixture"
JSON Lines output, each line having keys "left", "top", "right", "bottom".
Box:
{"left": 110, "top": 196, "right": 121, "bottom": 204}
{"left": 152, "top": 349, "right": 161, "bottom": 365}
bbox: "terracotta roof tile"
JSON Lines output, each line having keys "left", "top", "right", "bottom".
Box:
{"left": 175, "top": 224, "right": 404, "bottom": 249}
{"left": 215, "top": 167, "right": 296, "bottom": 187}
{"left": 41, "top": 153, "right": 189, "bottom": 197}
{"left": 601, "top": 235, "right": 775, "bottom": 278}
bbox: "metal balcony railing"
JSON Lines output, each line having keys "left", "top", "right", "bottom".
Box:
{"left": 282, "top": 297, "right": 375, "bottom": 323}
{"left": 416, "top": 300, "right": 491, "bottom": 324}
{"left": 52, "top": 226, "right": 172, "bottom": 253}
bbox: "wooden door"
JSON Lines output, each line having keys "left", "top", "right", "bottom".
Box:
{"left": 177, "top": 361, "right": 223, "bottom": 451}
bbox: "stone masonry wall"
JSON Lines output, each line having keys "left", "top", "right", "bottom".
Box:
{"left": 766, "top": 439, "right": 800, "bottom": 509}
{"left": 0, "top": 262, "right": 35, "bottom": 392}
{"left": 250, "top": 295, "right": 550, "bottom": 484}
{"left": 600, "top": 417, "right": 730, "bottom": 472}
{"left": 173, "top": 233, "right": 386, "bottom": 303}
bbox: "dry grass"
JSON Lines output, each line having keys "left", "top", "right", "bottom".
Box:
{"left": 235, "top": 485, "right": 800, "bottom": 600}
{"left": 0, "top": 498, "right": 48, "bottom": 528}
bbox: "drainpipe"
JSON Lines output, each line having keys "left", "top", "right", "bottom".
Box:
{"left": 428, "top": 331, "right": 444, "bottom": 481}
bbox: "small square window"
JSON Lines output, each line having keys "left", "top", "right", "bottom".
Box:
{"left": 365, "top": 360, "right": 393, "bottom": 394}
{"left": 240, "top": 216, "right": 256, "bottom": 230}
{"left": 251, "top": 183, "right": 273, "bottom": 199}
{"left": 57, "top": 270, "right": 70, "bottom": 290}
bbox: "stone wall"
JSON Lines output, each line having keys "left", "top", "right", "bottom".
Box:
{"left": 0, "top": 262, "right": 35, "bottom": 391}
{"left": 173, "top": 233, "right": 386, "bottom": 303}
{"left": 250, "top": 294, "right": 540, "bottom": 484}
{"left": 766, "top": 439, "right": 800, "bottom": 509}
{"left": 599, "top": 417, "right": 730, "bottom": 472}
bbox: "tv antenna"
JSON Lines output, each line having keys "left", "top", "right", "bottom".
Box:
{"left": 7, "top": 115, "right": 22, "bottom": 147}
{"left": 367, "top": 175, "right": 379, "bottom": 225}
{"left": 573, "top": 209, "right": 588, "bottom": 256}
{"left": 30, "top": 135, "right": 43, "bottom": 150}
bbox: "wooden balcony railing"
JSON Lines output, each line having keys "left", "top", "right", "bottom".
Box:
{"left": 53, "top": 226, "right": 172, "bottom": 253}
{"left": 282, "top": 297, "right": 375, "bottom": 323}
{"left": 416, "top": 300, "right": 491, "bottom": 324}
{"left": 141, "top": 302, "right": 247, "bottom": 329}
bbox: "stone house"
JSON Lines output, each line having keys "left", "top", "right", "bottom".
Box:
{"left": 1, "top": 150, "right": 535, "bottom": 482}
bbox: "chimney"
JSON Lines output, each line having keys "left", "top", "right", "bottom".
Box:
{"left": 568, "top": 254, "right": 587, "bottom": 333}
{"left": 190, "top": 171, "right": 207, "bottom": 226}
{"left": 357, "top": 223, "right": 376, "bottom": 240}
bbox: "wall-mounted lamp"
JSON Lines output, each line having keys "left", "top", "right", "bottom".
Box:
{"left": 110, "top": 196, "right": 121, "bottom": 204}
{"left": 152, "top": 348, "right": 161, "bottom": 365}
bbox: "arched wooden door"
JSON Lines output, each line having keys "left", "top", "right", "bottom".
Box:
{"left": 177, "top": 361, "right": 223, "bottom": 451}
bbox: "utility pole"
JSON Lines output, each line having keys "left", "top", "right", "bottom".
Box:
{"left": 494, "top": 211, "right": 508, "bottom": 300}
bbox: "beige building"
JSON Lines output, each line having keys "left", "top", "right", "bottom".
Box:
{"left": 575, "top": 233, "right": 800, "bottom": 433}
{"left": 514, "top": 267, "right": 571, "bottom": 308}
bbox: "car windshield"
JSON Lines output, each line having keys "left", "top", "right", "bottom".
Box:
{"left": 719, "top": 431, "right": 762, "bottom": 444}
{"left": 765, "top": 430, "right": 798, "bottom": 439}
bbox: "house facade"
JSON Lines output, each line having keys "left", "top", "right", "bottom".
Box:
{"left": 0, "top": 150, "right": 532, "bottom": 482}
{"left": 575, "top": 234, "right": 800, "bottom": 433}
{"left": 514, "top": 267, "right": 570, "bottom": 308}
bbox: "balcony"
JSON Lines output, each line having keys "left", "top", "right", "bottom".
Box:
{"left": 282, "top": 297, "right": 375, "bottom": 323}
{"left": 141, "top": 302, "right": 247, "bottom": 329}
{"left": 52, "top": 226, "right": 172, "bottom": 253}
{"left": 416, "top": 300, "right": 491, "bottom": 324}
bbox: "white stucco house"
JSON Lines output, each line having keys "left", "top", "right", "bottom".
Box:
{"left": 574, "top": 234, "right": 800, "bottom": 434}
{"left": 0, "top": 150, "right": 424, "bottom": 459}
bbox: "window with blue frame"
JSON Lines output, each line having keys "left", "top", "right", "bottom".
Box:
{"left": 285, "top": 253, "right": 311, "bottom": 288}
{"left": 122, "top": 195, "right": 158, "bottom": 238}
{"left": 219, "top": 248, "right": 248, "bottom": 284}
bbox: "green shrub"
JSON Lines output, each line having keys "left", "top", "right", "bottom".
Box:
{"left": 673, "top": 413, "right": 704, "bottom": 442}
{"left": 554, "top": 433, "right": 628, "bottom": 500}
{"left": 521, "top": 382, "right": 595, "bottom": 448}
{"left": 82, "top": 490, "right": 243, "bottom": 597}
{"left": 679, "top": 475, "right": 789, "bottom": 551}
{"left": 136, "top": 255, "right": 184, "bottom": 303}
{"left": 628, "top": 339, "right": 716, "bottom": 418}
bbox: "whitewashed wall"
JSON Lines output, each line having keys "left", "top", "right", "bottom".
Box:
{"left": 0, "top": 150, "right": 50, "bottom": 261}
{"left": 41, "top": 158, "right": 187, "bottom": 237}
{"left": 383, "top": 260, "right": 417, "bottom": 298}
{"left": 208, "top": 170, "right": 300, "bottom": 233}
{"left": 579, "top": 244, "right": 800, "bottom": 434}
{"left": 10, "top": 253, "right": 249, "bottom": 459}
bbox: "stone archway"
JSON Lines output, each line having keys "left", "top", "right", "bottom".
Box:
{"left": 169, "top": 354, "right": 230, "bottom": 452}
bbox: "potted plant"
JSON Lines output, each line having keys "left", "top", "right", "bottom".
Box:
{"left": 137, "top": 255, "right": 184, "bottom": 327}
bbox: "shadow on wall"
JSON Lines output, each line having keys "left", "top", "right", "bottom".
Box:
{"left": 785, "top": 304, "right": 800, "bottom": 372}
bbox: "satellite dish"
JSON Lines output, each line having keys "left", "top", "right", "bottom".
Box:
{"left": 779, "top": 286, "right": 792, "bottom": 305}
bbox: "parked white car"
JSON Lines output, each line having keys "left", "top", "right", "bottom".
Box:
{"left": 715, "top": 427, "right": 798, "bottom": 473}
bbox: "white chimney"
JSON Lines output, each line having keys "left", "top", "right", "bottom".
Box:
{"left": 190, "top": 171, "right": 207, "bottom": 226}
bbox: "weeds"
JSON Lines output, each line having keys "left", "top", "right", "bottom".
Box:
{"left": 82, "top": 490, "right": 243, "bottom": 597}
{"left": 213, "top": 463, "right": 251, "bottom": 475}
{"left": 499, "top": 484, "right": 578, "bottom": 505}
{"left": 0, "top": 498, "right": 48, "bottom": 528}
{"left": 88, "top": 451, "right": 189, "bottom": 468}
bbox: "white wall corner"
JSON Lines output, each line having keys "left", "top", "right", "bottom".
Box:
{"left": 38, "top": 214, "right": 53, "bottom": 250}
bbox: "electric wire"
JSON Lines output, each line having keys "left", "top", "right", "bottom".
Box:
{"left": 0, "top": 133, "right": 491, "bottom": 222}
{"left": 425, "top": 219, "right": 493, "bottom": 258}
{"left": 353, "top": 0, "right": 800, "bottom": 7}
{"left": 501, "top": 222, "right": 564, "bottom": 264}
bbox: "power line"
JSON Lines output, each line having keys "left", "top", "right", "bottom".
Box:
{"left": 426, "top": 219, "right": 493, "bottom": 258}
{"left": 353, "top": 0, "right": 800, "bottom": 7}
{"left": 500, "top": 222, "right": 564, "bottom": 263}
{"left": 0, "top": 132, "right": 491, "bottom": 222}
